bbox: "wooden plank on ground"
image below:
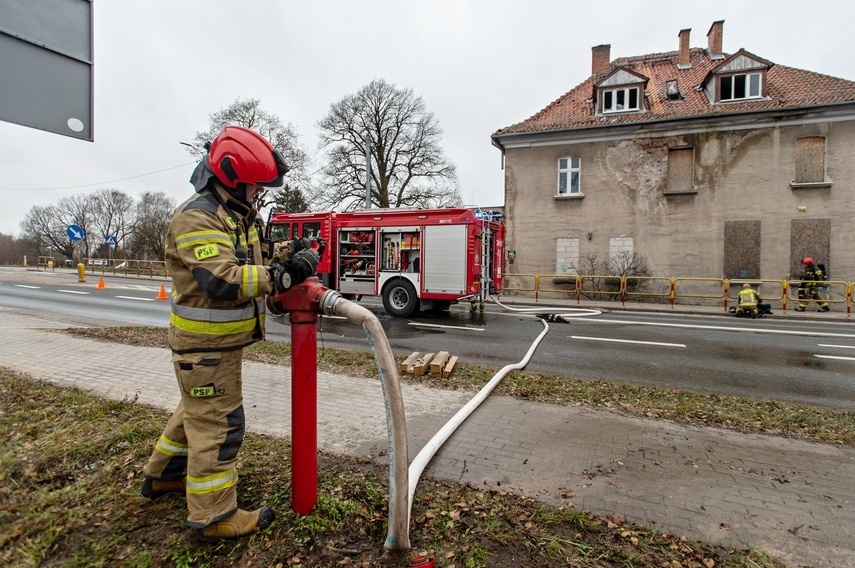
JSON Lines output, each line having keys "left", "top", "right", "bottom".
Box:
{"left": 400, "top": 352, "right": 419, "bottom": 372}
{"left": 441, "top": 355, "right": 458, "bottom": 378}
{"left": 430, "top": 351, "right": 449, "bottom": 375}
{"left": 412, "top": 353, "right": 435, "bottom": 376}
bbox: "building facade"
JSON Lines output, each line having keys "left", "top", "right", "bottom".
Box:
{"left": 492, "top": 21, "right": 855, "bottom": 283}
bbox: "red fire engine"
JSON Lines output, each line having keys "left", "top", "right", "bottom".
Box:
{"left": 267, "top": 207, "right": 505, "bottom": 317}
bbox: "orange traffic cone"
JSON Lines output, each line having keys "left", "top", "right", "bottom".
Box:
{"left": 156, "top": 283, "right": 168, "bottom": 301}
{"left": 96, "top": 276, "right": 106, "bottom": 290}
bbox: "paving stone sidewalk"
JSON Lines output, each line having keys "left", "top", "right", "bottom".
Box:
{"left": 1, "top": 307, "right": 852, "bottom": 567}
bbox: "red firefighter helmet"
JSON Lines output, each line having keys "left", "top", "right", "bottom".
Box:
{"left": 207, "top": 126, "right": 289, "bottom": 189}
{"left": 802, "top": 257, "right": 814, "bottom": 266}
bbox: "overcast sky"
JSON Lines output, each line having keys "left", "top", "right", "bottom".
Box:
{"left": 2, "top": 0, "right": 853, "bottom": 237}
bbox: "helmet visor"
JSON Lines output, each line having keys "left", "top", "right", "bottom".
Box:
{"left": 259, "top": 149, "right": 290, "bottom": 187}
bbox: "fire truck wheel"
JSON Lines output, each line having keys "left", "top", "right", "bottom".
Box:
{"left": 382, "top": 279, "right": 419, "bottom": 318}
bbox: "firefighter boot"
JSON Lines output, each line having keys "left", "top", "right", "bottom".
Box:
{"left": 819, "top": 305, "right": 830, "bottom": 312}
{"left": 141, "top": 474, "right": 186, "bottom": 499}
{"left": 196, "top": 507, "right": 275, "bottom": 543}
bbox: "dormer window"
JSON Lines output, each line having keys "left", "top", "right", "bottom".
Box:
{"left": 603, "top": 86, "right": 640, "bottom": 113}
{"left": 595, "top": 67, "right": 649, "bottom": 115}
{"left": 720, "top": 72, "right": 762, "bottom": 101}
{"left": 703, "top": 49, "right": 772, "bottom": 104}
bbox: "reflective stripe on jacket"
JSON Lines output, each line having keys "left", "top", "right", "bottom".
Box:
{"left": 166, "top": 184, "right": 274, "bottom": 353}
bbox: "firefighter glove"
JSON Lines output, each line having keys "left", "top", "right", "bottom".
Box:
{"left": 269, "top": 249, "right": 319, "bottom": 293}
{"left": 292, "top": 237, "right": 311, "bottom": 253}
{"left": 274, "top": 238, "right": 311, "bottom": 264}
{"left": 315, "top": 237, "right": 327, "bottom": 259}
{"left": 271, "top": 240, "right": 293, "bottom": 263}
{"left": 293, "top": 248, "right": 320, "bottom": 277}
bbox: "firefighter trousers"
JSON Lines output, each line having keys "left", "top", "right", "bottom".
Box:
{"left": 798, "top": 286, "right": 828, "bottom": 310}
{"left": 143, "top": 348, "right": 246, "bottom": 528}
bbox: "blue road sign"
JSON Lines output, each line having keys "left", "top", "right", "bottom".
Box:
{"left": 104, "top": 235, "right": 117, "bottom": 245}
{"left": 67, "top": 225, "right": 84, "bottom": 241}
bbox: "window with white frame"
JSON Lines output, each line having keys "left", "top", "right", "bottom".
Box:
{"left": 602, "top": 86, "right": 640, "bottom": 113}
{"left": 557, "top": 157, "right": 581, "bottom": 195}
{"left": 719, "top": 72, "right": 762, "bottom": 101}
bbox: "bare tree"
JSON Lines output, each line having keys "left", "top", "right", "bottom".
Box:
{"left": 61, "top": 194, "right": 96, "bottom": 258}
{"left": 19, "top": 204, "right": 79, "bottom": 260}
{"left": 90, "top": 189, "right": 134, "bottom": 258}
{"left": 188, "top": 98, "right": 312, "bottom": 210}
{"left": 19, "top": 193, "right": 102, "bottom": 261}
{"left": 126, "top": 191, "right": 175, "bottom": 260}
{"left": 573, "top": 251, "right": 653, "bottom": 301}
{"left": 317, "top": 78, "right": 461, "bottom": 210}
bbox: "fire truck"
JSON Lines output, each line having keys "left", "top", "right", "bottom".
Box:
{"left": 266, "top": 207, "right": 505, "bottom": 317}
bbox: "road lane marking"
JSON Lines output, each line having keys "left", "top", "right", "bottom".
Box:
{"left": 14, "top": 285, "right": 40, "bottom": 289}
{"left": 578, "top": 318, "right": 855, "bottom": 338}
{"left": 818, "top": 344, "right": 855, "bottom": 349}
{"left": 57, "top": 290, "right": 90, "bottom": 295}
{"left": 115, "top": 296, "right": 155, "bottom": 302}
{"left": 570, "top": 335, "right": 686, "bottom": 348}
{"left": 408, "top": 322, "right": 485, "bottom": 331}
{"left": 814, "top": 354, "right": 855, "bottom": 361}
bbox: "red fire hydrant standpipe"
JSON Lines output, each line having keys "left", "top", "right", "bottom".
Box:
{"left": 274, "top": 281, "right": 322, "bottom": 516}
{"left": 268, "top": 277, "right": 411, "bottom": 550}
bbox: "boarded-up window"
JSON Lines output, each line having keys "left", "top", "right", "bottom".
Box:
{"left": 666, "top": 147, "right": 694, "bottom": 192}
{"left": 791, "top": 218, "right": 830, "bottom": 278}
{"left": 609, "top": 236, "right": 633, "bottom": 258}
{"left": 724, "top": 221, "right": 760, "bottom": 279}
{"left": 556, "top": 237, "right": 579, "bottom": 274}
{"left": 795, "top": 137, "right": 825, "bottom": 183}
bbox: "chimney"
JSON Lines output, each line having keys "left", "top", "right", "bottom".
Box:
{"left": 678, "top": 28, "right": 691, "bottom": 68}
{"left": 592, "top": 44, "right": 611, "bottom": 75}
{"left": 707, "top": 20, "right": 724, "bottom": 58}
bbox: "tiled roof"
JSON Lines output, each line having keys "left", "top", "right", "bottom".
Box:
{"left": 494, "top": 47, "right": 855, "bottom": 136}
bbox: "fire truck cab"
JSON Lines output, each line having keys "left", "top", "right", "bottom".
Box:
{"left": 266, "top": 207, "right": 504, "bottom": 317}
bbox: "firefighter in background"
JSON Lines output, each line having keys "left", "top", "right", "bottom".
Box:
{"left": 796, "top": 257, "right": 829, "bottom": 312}
{"left": 140, "top": 126, "right": 324, "bottom": 542}
{"left": 738, "top": 283, "right": 760, "bottom": 317}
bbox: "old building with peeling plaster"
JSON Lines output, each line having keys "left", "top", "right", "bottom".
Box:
{"left": 492, "top": 21, "right": 855, "bottom": 286}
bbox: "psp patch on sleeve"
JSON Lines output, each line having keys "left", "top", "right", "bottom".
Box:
{"left": 194, "top": 243, "right": 220, "bottom": 261}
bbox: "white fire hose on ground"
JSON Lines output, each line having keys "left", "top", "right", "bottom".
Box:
{"left": 406, "top": 297, "right": 601, "bottom": 516}
{"left": 322, "top": 291, "right": 599, "bottom": 550}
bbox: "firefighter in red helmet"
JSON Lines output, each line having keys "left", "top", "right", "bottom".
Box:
{"left": 796, "top": 257, "right": 829, "bottom": 312}
{"left": 140, "top": 125, "right": 324, "bottom": 541}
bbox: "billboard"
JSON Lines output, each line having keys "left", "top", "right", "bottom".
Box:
{"left": 0, "top": 0, "right": 93, "bottom": 141}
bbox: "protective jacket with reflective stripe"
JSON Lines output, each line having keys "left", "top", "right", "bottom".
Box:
{"left": 166, "top": 183, "right": 274, "bottom": 353}
{"left": 738, "top": 288, "right": 759, "bottom": 308}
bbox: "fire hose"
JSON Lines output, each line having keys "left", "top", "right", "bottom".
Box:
{"left": 271, "top": 278, "right": 599, "bottom": 552}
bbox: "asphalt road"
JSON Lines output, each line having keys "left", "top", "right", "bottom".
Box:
{"left": 2, "top": 266, "right": 854, "bottom": 410}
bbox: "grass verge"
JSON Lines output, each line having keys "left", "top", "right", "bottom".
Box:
{"left": 65, "top": 326, "right": 855, "bottom": 445}
{"left": 1, "top": 368, "right": 783, "bottom": 567}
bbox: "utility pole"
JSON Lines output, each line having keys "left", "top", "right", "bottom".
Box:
{"left": 364, "top": 133, "right": 372, "bottom": 209}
